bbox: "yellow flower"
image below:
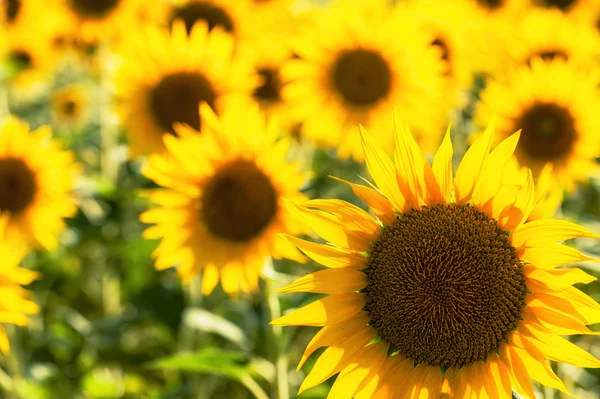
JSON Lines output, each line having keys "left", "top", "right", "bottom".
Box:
{"left": 58, "top": 0, "right": 147, "bottom": 43}
{"left": 475, "top": 59, "right": 600, "bottom": 192}
{"left": 499, "top": 8, "right": 599, "bottom": 69}
{"left": 141, "top": 102, "right": 307, "bottom": 297}
{"left": 0, "top": 216, "right": 40, "bottom": 354}
{"left": 0, "top": 117, "right": 79, "bottom": 250}
{"left": 283, "top": 1, "right": 446, "bottom": 161}
{"left": 115, "top": 21, "right": 258, "bottom": 157}
{"left": 273, "top": 116, "right": 600, "bottom": 398}
{"left": 51, "top": 84, "right": 90, "bottom": 128}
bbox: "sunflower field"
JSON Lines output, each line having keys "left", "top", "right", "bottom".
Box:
{"left": 1, "top": 0, "right": 600, "bottom": 398}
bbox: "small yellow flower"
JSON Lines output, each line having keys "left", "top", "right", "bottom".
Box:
{"left": 141, "top": 102, "right": 307, "bottom": 297}
{"left": 274, "top": 115, "right": 600, "bottom": 398}
{"left": 51, "top": 85, "right": 90, "bottom": 127}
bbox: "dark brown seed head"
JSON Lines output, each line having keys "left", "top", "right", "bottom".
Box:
{"left": 364, "top": 204, "right": 527, "bottom": 369}
{"left": 69, "top": 0, "right": 120, "bottom": 18}
{"left": 0, "top": 158, "right": 37, "bottom": 214}
{"left": 170, "top": 2, "right": 234, "bottom": 34}
{"left": 254, "top": 67, "right": 282, "bottom": 104}
{"left": 202, "top": 159, "right": 278, "bottom": 242}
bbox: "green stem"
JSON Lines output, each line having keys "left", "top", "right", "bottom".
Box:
{"left": 240, "top": 374, "right": 271, "bottom": 399}
{"left": 263, "top": 259, "right": 290, "bottom": 399}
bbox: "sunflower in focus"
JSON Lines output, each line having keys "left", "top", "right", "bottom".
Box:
{"left": 115, "top": 21, "right": 257, "bottom": 157}
{"left": 58, "top": 0, "right": 146, "bottom": 43}
{"left": 476, "top": 59, "right": 600, "bottom": 192}
{"left": 0, "top": 117, "right": 79, "bottom": 250}
{"left": 0, "top": 216, "right": 40, "bottom": 354}
{"left": 499, "top": 9, "right": 598, "bottom": 69}
{"left": 51, "top": 85, "right": 90, "bottom": 128}
{"left": 141, "top": 102, "right": 307, "bottom": 297}
{"left": 283, "top": 1, "right": 446, "bottom": 161}
{"left": 273, "top": 116, "right": 600, "bottom": 398}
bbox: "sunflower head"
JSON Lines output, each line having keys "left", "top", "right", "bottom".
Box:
{"left": 51, "top": 85, "right": 90, "bottom": 127}
{"left": 0, "top": 215, "right": 40, "bottom": 354}
{"left": 0, "top": 117, "right": 79, "bottom": 250}
{"left": 475, "top": 59, "right": 600, "bottom": 192}
{"left": 141, "top": 102, "right": 308, "bottom": 297}
{"left": 273, "top": 114, "right": 600, "bottom": 398}
{"left": 115, "top": 20, "right": 258, "bottom": 157}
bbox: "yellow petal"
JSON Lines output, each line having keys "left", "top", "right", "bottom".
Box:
{"left": 454, "top": 119, "right": 494, "bottom": 204}
{"left": 518, "top": 244, "right": 598, "bottom": 269}
{"left": 271, "top": 293, "right": 366, "bottom": 327}
{"left": 450, "top": 364, "right": 474, "bottom": 399}
{"left": 277, "top": 268, "right": 367, "bottom": 294}
{"left": 0, "top": 325, "right": 9, "bottom": 354}
{"left": 373, "top": 355, "right": 415, "bottom": 398}
{"left": 284, "top": 202, "right": 373, "bottom": 252}
{"left": 299, "top": 327, "right": 375, "bottom": 393}
{"left": 473, "top": 361, "right": 498, "bottom": 399}
{"left": 502, "top": 169, "right": 535, "bottom": 231}
{"left": 522, "top": 308, "right": 599, "bottom": 336}
{"left": 279, "top": 235, "right": 368, "bottom": 270}
{"left": 297, "top": 312, "right": 373, "bottom": 370}
{"left": 474, "top": 131, "right": 521, "bottom": 206}
{"left": 302, "top": 199, "right": 380, "bottom": 237}
{"left": 487, "top": 354, "right": 512, "bottom": 399}
{"left": 510, "top": 334, "right": 571, "bottom": 395}
{"left": 355, "top": 356, "right": 399, "bottom": 399}
{"left": 499, "top": 344, "right": 535, "bottom": 399}
{"left": 327, "top": 341, "right": 389, "bottom": 399}
{"left": 432, "top": 124, "right": 454, "bottom": 204}
{"left": 519, "top": 323, "right": 600, "bottom": 368}
{"left": 511, "top": 220, "right": 599, "bottom": 248}
{"left": 330, "top": 177, "right": 396, "bottom": 226}
{"left": 407, "top": 364, "right": 443, "bottom": 399}
{"left": 359, "top": 125, "right": 407, "bottom": 212}
{"left": 525, "top": 266, "right": 596, "bottom": 291}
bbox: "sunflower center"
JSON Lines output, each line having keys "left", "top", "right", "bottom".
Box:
{"left": 364, "top": 204, "right": 527, "bottom": 369}
{"left": 526, "top": 49, "right": 568, "bottom": 65}
{"left": 149, "top": 72, "right": 217, "bottom": 134}
{"left": 171, "top": 3, "right": 234, "bottom": 34}
{"left": 331, "top": 49, "right": 391, "bottom": 107}
{"left": 69, "top": 0, "right": 120, "bottom": 18}
{"left": 5, "top": 0, "right": 20, "bottom": 22}
{"left": 0, "top": 158, "right": 37, "bottom": 214}
{"left": 516, "top": 102, "right": 576, "bottom": 160}
{"left": 535, "top": 0, "right": 576, "bottom": 11}
{"left": 476, "top": 0, "right": 504, "bottom": 10}
{"left": 202, "top": 159, "right": 277, "bottom": 242}
{"left": 10, "top": 50, "right": 32, "bottom": 68}
{"left": 254, "top": 68, "right": 282, "bottom": 104}
{"left": 62, "top": 100, "right": 79, "bottom": 116}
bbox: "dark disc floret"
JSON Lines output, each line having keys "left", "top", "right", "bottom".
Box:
{"left": 202, "top": 159, "right": 277, "bottom": 242}
{"left": 476, "top": 0, "right": 504, "bottom": 10}
{"left": 364, "top": 204, "right": 527, "bottom": 369}
{"left": 254, "top": 67, "right": 282, "bottom": 104}
{"left": 534, "top": 0, "right": 577, "bottom": 12}
{"left": 331, "top": 49, "right": 392, "bottom": 107}
{"left": 0, "top": 158, "right": 37, "bottom": 214}
{"left": 516, "top": 102, "right": 576, "bottom": 161}
{"left": 170, "top": 3, "right": 234, "bottom": 34}
{"left": 149, "top": 72, "right": 217, "bottom": 135}
{"left": 69, "top": 0, "right": 120, "bottom": 18}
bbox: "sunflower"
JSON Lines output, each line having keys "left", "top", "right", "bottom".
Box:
{"left": 530, "top": 0, "right": 592, "bottom": 17}
{"left": 58, "top": 0, "right": 146, "bottom": 43}
{"left": 499, "top": 9, "right": 599, "bottom": 69}
{"left": 0, "top": 216, "right": 40, "bottom": 354}
{"left": 273, "top": 116, "right": 600, "bottom": 398}
{"left": 0, "top": 117, "right": 79, "bottom": 250}
{"left": 475, "top": 59, "right": 600, "bottom": 192}
{"left": 51, "top": 84, "right": 90, "bottom": 128}
{"left": 115, "top": 21, "right": 258, "bottom": 157}
{"left": 404, "top": 0, "right": 477, "bottom": 106}
{"left": 141, "top": 102, "right": 307, "bottom": 297}
{"left": 283, "top": 1, "right": 446, "bottom": 161}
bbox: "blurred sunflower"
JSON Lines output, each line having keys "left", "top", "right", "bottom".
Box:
{"left": 51, "top": 84, "right": 90, "bottom": 128}
{"left": 470, "top": 0, "right": 524, "bottom": 16}
{"left": 273, "top": 117, "right": 600, "bottom": 398}
{"left": 59, "top": 0, "right": 146, "bottom": 43}
{"left": 475, "top": 60, "right": 600, "bottom": 192}
{"left": 531, "top": 0, "right": 592, "bottom": 16}
{"left": 115, "top": 21, "right": 258, "bottom": 157}
{"left": 500, "top": 9, "right": 598, "bottom": 69}
{"left": 141, "top": 102, "right": 307, "bottom": 297}
{"left": 243, "top": 39, "right": 296, "bottom": 134}
{"left": 283, "top": 1, "right": 446, "bottom": 161}
{"left": 404, "top": 0, "right": 476, "bottom": 106}
{"left": 0, "top": 216, "right": 40, "bottom": 354}
{"left": 0, "top": 117, "right": 79, "bottom": 249}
